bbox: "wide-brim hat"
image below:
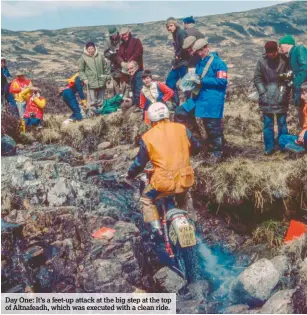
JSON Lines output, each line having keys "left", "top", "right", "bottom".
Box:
{"left": 119, "top": 27, "right": 131, "bottom": 35}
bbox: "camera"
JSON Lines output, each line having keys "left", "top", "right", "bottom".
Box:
{"left": 279, "top": 70, "right": 293, "bottom": 87}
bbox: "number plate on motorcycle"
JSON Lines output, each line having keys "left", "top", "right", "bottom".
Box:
{"left": 177, "top": 224, "right": 196, "bottom": 248}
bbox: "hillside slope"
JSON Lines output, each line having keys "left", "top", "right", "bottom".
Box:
{"left": 1, "top": 1, "right": 306, "bottom": 86}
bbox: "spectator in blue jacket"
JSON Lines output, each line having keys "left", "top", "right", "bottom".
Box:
{"left": 279, "top": 35, "right": 307, "bottom": 128}
{"left": 1, "top": 57, "right": 18, "bottom": 116}
{"left": 165, "top": 17, "right": 189, "bottom": 107}
{"left": 175, "top": 38, "right": 228, "bottom": 164}
{"left": 59, "top": 73, "right": 87, "bottom": 125}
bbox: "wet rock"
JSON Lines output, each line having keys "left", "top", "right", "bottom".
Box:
{"left": 231, "top": 258, "right": 280, "bottom": 305}
{"left": 176, "top": 298, "right": 205, "bottom": 314}
{"left": 270, "top": 255, "right": 289, "bottom": 277}
{"left": 153, "top": 267, "right": 185, "bottom": 293}
{"left": 221, "top": 304, "right": 250, "bottom": 314}
{"left": 97, "top": 141, "right": 112, "bottom": 150}
{"left": 261, "top": 289, "right": 295, "bottom": 314}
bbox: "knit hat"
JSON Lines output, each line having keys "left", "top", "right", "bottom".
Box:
{"left": 183, "top": 36, "right": 197, "bottom": 49}
{"left": 165, "top": 17, "right": 179, "bottom": 27}
{"left": 119, "top": 27, "right": 131, "bottom": 35}
{"left": 108, "top": 26, "right": 118, "bottom": 36}
{"left": 192, "top": 38, "right": 209, "bottom": 51}
{"left": 85, "top": 41, "right": 95, "bottom": 49}
{"left": 142, "top": 70, "right": 152, "bottom": 79}
{"left": 183, "top": 16, "right": 195, "bottom": 24}
{"left": 264, "top": 41, "right": 278, "bottom": 53}
{"left": 279, "top": 35, "right": 295, "bottom": 46}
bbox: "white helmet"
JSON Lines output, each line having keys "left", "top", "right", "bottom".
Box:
{"left": 147, "top": 102, "right": 170, "bottom": 122}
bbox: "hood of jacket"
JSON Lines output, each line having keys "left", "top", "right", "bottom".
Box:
{"left": 83, "top": 46, "right": 99, "bottom": 57}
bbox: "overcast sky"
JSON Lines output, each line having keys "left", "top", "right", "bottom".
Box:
{"left": 1, "top": 0, "right": 293, "bottom": 31}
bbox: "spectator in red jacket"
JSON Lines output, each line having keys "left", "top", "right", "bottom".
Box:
{"left": 140, "top": 70, "right": 174, "bottom": 124}
{"left": 117, "top": 27, "right": 143, "bottom": 86}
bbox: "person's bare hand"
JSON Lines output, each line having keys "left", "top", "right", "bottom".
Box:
{"left": 84, "top": 80, "right": 89, "bottom": 85}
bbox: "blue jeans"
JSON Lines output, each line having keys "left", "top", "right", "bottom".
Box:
{"left": 166, "top": 66, "right": 187, "bottom": 106}
{"left": 263, "top": 113, "right": 288, "bottom": 153}
{"left": 279, "top": 134, "right": 306, "bottom": 153}
{"left": 24, "top": 118, "right": 41, "bottom": 127}
{"left": 62, "top": 89, "right": 82, "bottom": 121}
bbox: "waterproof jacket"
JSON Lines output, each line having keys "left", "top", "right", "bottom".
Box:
{"left": 254, "top": 54, "right": 290, "bottom": 114}
{"left": 182, "top": 52, "right": 228, "bottom": 118}
{"left": 185, "top": 25, "right": 205, "bottom": 68}
{"left": 78, "top": 47, "right": 111, "bottom": 89}
{"left": 24, "top": 94, "right": 46, "bottom": 120}
{"left": 289, "top": 45, "right": 307, "bottom": 106}
{"left": 140, "top": 82, "right": 174, "bottom": 110}
{"left": 9, "top": 78, "right": 32, "bottom": 102}
{"left": 67, "top": 73, "right": 85, "bottom": 100}
{"left": 104, "top": 36, "right": 121, "bottom": 77}
{"left": 128, "top": 120, "right": 201, "bottom": 193}
{"left": 130, "top": 70, "right": 143, "bottom": 106}
{"left": 140, "top": 82, "right": 174, "bottom": 124}
{"left": 117, "top": 33, "right": 144, "bottom": 70}
{"left": 171, "top": 27, "right": 189, "bottom": 69}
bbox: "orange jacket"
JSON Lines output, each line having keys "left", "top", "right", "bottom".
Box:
{"left": 142, "top": 120, "right": 194, "bottom": 193}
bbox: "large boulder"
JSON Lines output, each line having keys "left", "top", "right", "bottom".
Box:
{"left": 231, "top": 258, "right": 280, "bottom": 305}
{"left": 153, "top": 267, "right": 185, "bottom": 293}
{"left": 261, "top": 289, "right": 295, "bottom": 314}
{"left": 270, "top": 255, "right": 289, "bottom": 277}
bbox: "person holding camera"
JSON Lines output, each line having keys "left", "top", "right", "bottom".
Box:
{"left": 165, "top": 17, "right": 189, "bottom": 107}
{"left": 104, "top": 27, "right": 121, "bottom": 96}
{"left": 279, "top": 35, "right": 307, "bottom": 128}
{"left": 23, "top": 87, "right": 46, "bottom": 129}
{"left": 254, "top": 41, "right": 290, "bottom": 155}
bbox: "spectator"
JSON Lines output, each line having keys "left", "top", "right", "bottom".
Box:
{"left": 140, "top": 70, "right": 174, "bottom": 124}
{"left": 79, "top": 41, "right": 111, "bottom": 109}
{"left": 279, "top": 81, "right": 307, "bottom": 153}
{"left": 254, "top": 41, "right": 290, "bottom": 155}
{"left": 165, "top": 17, "right": 189, "bottom": 106}
{"left": 59, "top": 73, "right": 87, "bottom": 125}
{"left": 104, "top": 26, "right": 121, "bottom": 95}
{"left": 23, "top": 87, "right": 46, "bottom": 129}
{"left": 117, "top": 27, "right": 143, "bottom": 88}
{"left": 279, "top": 35, "right": 307, "bottom": 127}
{"left": 9, "top": 71, "right": 32, "bottom": 132}
{"left": 174, "top": 38, "right": 228, "bottom": 164}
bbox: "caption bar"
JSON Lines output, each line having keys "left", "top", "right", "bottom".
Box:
{"left": 1, "top": 293, "right": 176, "bottom": 314}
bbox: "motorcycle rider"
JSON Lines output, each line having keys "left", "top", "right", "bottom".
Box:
{"left": 126, "top": 102, "right": 201, "bottom": 236}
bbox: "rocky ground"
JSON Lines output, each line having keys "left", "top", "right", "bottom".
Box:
{"left": 1, "top": 109, "right": 307, "bottom": 313}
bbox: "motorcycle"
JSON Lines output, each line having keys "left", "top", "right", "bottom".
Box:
{"left": 138, "top": 169, "right": 201, "bottom": 284}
